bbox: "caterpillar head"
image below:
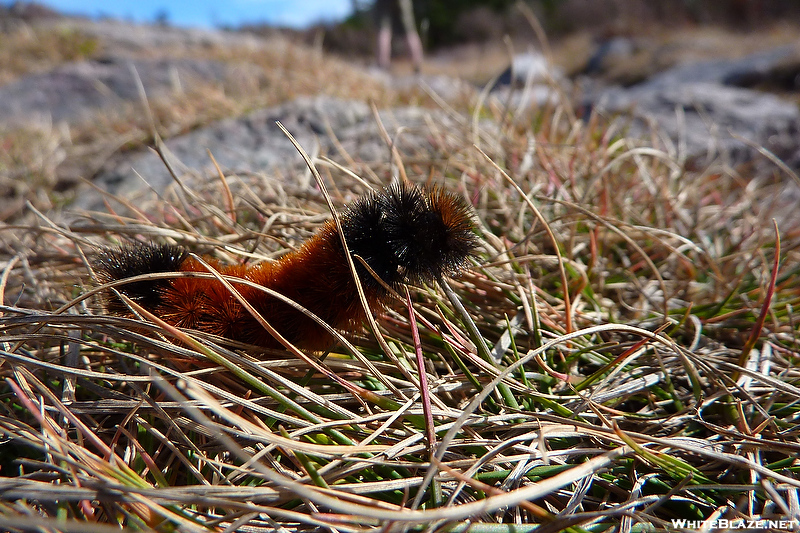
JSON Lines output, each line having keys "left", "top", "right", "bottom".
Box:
{"left": 342, "top": 182, "right": 478, "bottom": 290}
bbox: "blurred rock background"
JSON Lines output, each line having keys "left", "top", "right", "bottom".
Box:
{"left": 1, "top": 0, "right": 799, "bottom": 220}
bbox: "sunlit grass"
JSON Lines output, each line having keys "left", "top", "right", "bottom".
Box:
{"left": 1, "top": 15, "right": 799, "bottom": 533}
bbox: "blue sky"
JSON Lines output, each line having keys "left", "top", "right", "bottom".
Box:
{"left": 26, "top": 1, "right": 355, "bottom": 29}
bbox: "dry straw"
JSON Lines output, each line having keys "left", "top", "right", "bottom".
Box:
{"left": 1, "top": 30, "right": 800, "bottom": 533}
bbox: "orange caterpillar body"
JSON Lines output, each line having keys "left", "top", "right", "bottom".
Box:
{"left": 95, "top": 183, "right": 477, "bottom": 351}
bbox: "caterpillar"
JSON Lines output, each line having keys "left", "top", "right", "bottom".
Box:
{"left": 94, "top": 182, "right": 478, "bottom": 351}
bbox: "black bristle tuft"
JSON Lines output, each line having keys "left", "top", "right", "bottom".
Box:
{"left": 94, "top": 243, "right": 188, "bottom": 313}
{"left": 342, "top": 182, "right": 478, "bottom": 291}
{"left": 90, "top": 185, "right": 477, "bottom": 350}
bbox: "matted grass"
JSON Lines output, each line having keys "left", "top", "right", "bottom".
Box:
{"left": 1, "top": 70, "right": 799, "bottom": 532}
{"left": 0, "top": 26, "right": 403, "bottom": 220}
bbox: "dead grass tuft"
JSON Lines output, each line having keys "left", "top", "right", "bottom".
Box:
{"left": 0, "top": 30, "right": 402, "bottom": 223}
{"left": 0, "top": 23, "right": 101, "bottom": 85}
{"left": 1, "top": 48, "right": 800, "bottom": 532}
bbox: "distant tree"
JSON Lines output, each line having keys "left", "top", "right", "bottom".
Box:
{"left": 375, "top": 0, "right": 424, "bottom": 70}
{"left": 154, "top": 8, "right": 170, "bottom": 27}
{"left": 405, "top": 0, "right": 518, "bottom": 49}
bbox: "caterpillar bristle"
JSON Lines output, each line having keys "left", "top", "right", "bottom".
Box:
{"left": 94, "top": 183, "right": 478, "bottom": 350}
{"left": 94, "top": 243, "right": 188, "bottom": 315}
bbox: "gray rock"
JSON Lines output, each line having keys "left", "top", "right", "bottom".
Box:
{"left": 490, "top": 84, "right": 561, "bottom": 112}
{"left": 0, "top": 56, "right": 251, "bottom": 126}
{"left": 490, "top": 52, "right": 565, "bottom": 111}
{"left": 495, "top": 51, "right": 561, "bottom": 87}
{"left": 381, "top": 72, "right": 477, "bottom": 103}
{"left": 73, "top": 96, "right": 466, "bottom": 213}
{"left": 642, "top": 45, "right": 798, "bottom": 88}
{"left": 590, "top": 45, "right": 800, "bottom": 164}
{"left": 597, "top": 82, "right": 799, "bottom": 160}
{"left": 585, "top": 37, "right": 637, "bottom": 76}
{"left": 49, "top": 18, "right": 263, "bottom": 54}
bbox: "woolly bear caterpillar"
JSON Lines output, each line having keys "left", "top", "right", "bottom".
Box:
{"left": 94, "top": 182, "right": 478, "bottom": 350}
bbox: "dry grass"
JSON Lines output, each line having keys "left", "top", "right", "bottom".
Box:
{"left": 1, "top": 64, "right": 799, "bottom": 531}
{"left": 0, "top": 29, "right": 402, "bottom": 221}
{"left": 4, "top": 14, "right": 800, "bottom": 221}
{"left": 0, "top": 22, "right": 101, "bottom": 85}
